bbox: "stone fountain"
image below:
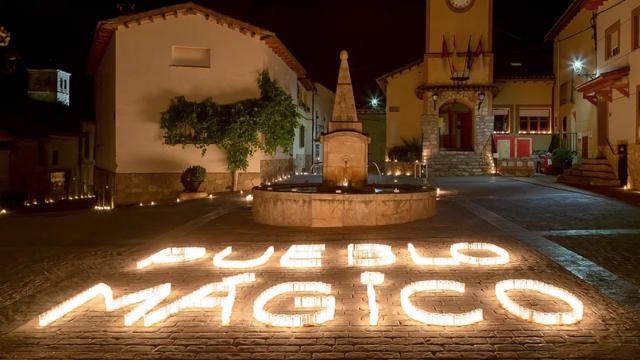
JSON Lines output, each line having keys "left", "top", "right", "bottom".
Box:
{"left": 252, "top": 50, "right": 436, "bottom": 227}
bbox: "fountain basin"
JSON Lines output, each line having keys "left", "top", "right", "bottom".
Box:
{"left": 252, "top": 184, "right": 436, "bottom": 227}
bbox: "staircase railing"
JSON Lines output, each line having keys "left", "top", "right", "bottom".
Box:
{"left": 560, "top": 133, "right": 578, "bottom": 152}
{"left": 603, "top": 137, "right": 619, "bottom": 178}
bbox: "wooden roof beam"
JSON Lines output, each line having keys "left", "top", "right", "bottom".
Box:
{"left": 583, "top": 93, "right": 598, "bottom": 106}
{"left": 612, "top": 83, "right": 629, "bottom": 97}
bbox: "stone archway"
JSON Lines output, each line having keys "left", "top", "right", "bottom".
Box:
{"left": 438, "top": 101, "right": 474, "bottom": 151}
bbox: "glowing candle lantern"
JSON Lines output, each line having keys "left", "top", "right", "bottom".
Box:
{"left": 360, "top": 272, "right": 384, "bottom": 325}
{"left": 348, "top": 244, "right": 396, "bottom": 267}
{"left": 450, "top": 243, "right": 510, "bottom": 265}
{"left": 280, "top": 244, "right": 325, "bottom": 268}
{"left": 213, "top": 246, "right": 274, "bottom": 269}
{"left": 136, "top": 247, "right": 206, "bottom": 269}
{"left": 495, "top": 279, "right": 583, "bottom": 325}
{"left": 38, "top": 283, "right": 171, "bottom": 327}
{"left": 407, "top": 243, "right": 459, "bottom": 266}
{"left": 253, "top": 282, "right": 335, "bottom": 327}
{"left": 400, "top": 280, "right": 483, "bottom": 326}
{"left": 144, "top": 273, "right": 255, "bottom": 327}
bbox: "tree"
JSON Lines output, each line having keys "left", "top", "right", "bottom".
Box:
{"left": 160, "top": 71, "right": 299, "bottom": 176}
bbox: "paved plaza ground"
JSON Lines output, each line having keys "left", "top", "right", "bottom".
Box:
{"left": 0, "top": 176, "right": 639, "bottom": 359}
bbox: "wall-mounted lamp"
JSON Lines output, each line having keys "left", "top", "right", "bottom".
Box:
{"left": 432, "top": 93, "right": 438, "bottom": 111}
{"left": 478, "top": 91, "right": 485, "bottom": 111}
{"left": 571, "top": 59, "right": 597, "bottom": 79}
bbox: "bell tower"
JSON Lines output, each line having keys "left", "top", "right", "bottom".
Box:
{"left": 424, "top": 0, "right": 493, "bottom": 85}
{"left": 419, "top": 0, "right": 495, "bottom": 175}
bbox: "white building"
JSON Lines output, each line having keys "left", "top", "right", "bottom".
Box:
{"left": 87, "top": 2, "right": 315, "bottom": 204}
{"left": 27, "top": 69, "right": 70, "bottom": 106}
{"left": 293, "top": 80, "right": 335, "bottom": 171}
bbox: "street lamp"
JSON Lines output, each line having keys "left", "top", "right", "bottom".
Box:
{"left": 571, "top": 58, "right": 597, "bottom": 79}
{"left": 432, "top": 93, "right": 438, "bottom": 111}
{"left": 370, "top": 97, "right": 379, "bottom": 108}
{"left": 477, "top": 91, "right": 485, "bottom": 111}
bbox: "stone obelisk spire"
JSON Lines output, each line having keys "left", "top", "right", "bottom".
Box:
{"left": 329, "top": 50, "right": 362, "bottom": 132}
{"left": 321, "top": 50, "right": 370, "bottom": 187}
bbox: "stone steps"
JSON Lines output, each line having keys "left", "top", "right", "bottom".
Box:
{"left": 581, "top": 158, "right": 610, "bottom": 165}
{"left": 558, "top": 158, "right": 620, "bottom": 187}
{"left": 562, "top": 169, "right": 618, "bottom": 179}
{"left": 577, "top": 164, "right": 614, "bottom": 172}
{"left": 557, "top": 174, "right": 621, "bottom": 186}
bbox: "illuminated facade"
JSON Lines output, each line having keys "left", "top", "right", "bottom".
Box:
{"left": 377, "top": 0, "right": 554, "bottom": 175}
{"left": 548, "top": 0, "right": 640, "bottom": 190}
{"left": 87, "top": 3, "right": 330, "bottom": 205}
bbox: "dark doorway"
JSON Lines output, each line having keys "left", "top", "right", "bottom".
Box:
{"left": 439, "top": 102, "right": 473, "bottom": 151}
{"left": 582, "top": 136, "right": 589, "bottom": 159}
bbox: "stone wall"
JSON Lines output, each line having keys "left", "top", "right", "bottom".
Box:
{"left": 628, "top": 144, "right": 640, "bottom": 190}
{"left": 114, "top": 172, "right": 231, "bottom": 205}
{"left": 111, "top": 159, "right": 290, "bottom": 205}
{"left": 497, "top": 158, "right": 535, "bottom": 177}
{"left": 114, "top": 172, "right": 262, "bottom": 205}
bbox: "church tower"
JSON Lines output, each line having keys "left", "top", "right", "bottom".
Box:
{"left": 419, "top": 0, "right": 495, "bottom": 175}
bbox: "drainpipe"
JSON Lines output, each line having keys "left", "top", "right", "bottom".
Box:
{"left": 592, "top": 11, "right": 598, "bottom": 74}
{"left": 311, "top": 90, "right": 316, "bottom": 166}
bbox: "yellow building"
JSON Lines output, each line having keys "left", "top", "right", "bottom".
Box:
{"left": 546, "top": 0, "right": 599, "bottom": 160}
{"left": 378, "top": 0, "right": 554, "bottom": 176}
{"left": 548, "top": 0, "right": 640, "bottom": 189}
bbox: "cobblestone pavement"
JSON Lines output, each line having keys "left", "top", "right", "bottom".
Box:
{"left": 549, "top": 234, "right": 640, "bottom": 287}
{"left": 0, "top": 178, "right": 639, "bottom": 359}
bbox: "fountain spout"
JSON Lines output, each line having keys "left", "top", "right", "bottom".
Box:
{"left": 368, "top": 162, "right": 383, "bottom": 183}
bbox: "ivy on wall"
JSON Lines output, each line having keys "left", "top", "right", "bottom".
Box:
{"left": 160, "top": 71, "right": 299, "bottom": 172}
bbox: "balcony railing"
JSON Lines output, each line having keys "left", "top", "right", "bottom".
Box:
{"left": 560, "top": 132, "right": 577, "bottom": 152}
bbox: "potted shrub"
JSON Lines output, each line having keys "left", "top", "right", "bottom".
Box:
{"left": 551, "top": 147, "right": 575, "bottom": 174}
{"left": 181, "top": 166, "right": 206, "bottom": 192}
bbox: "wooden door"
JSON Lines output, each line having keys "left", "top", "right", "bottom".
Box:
{"left": 597, "top": 98, "right": 609, "bottom": 147}
{"left": 460, "top": 111, "right": 473, "bottom": 150}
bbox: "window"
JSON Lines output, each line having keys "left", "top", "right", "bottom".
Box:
{"left": 518, "top": 108, "right": 551, "bottom": 134}
{"left": 633, "top": 6, "right": 640, "bottom": 50}
{"left": 560, "top": 82, "right": 569, "bottom": 105}
{"left": 493, "top": 108, "right": 510, "bottom": 133}
{"left": 299, "top": 125, "right": 305, "bottom": 148}
{"left": 171, "top": 46, "right": 211, "bottom": 68}
{"left": 605, "top": 21, "right": 620, "bottom": 60}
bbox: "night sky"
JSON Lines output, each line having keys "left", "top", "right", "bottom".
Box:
{"left": 0, "top": 0, "right": 572, "bottom": 114}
